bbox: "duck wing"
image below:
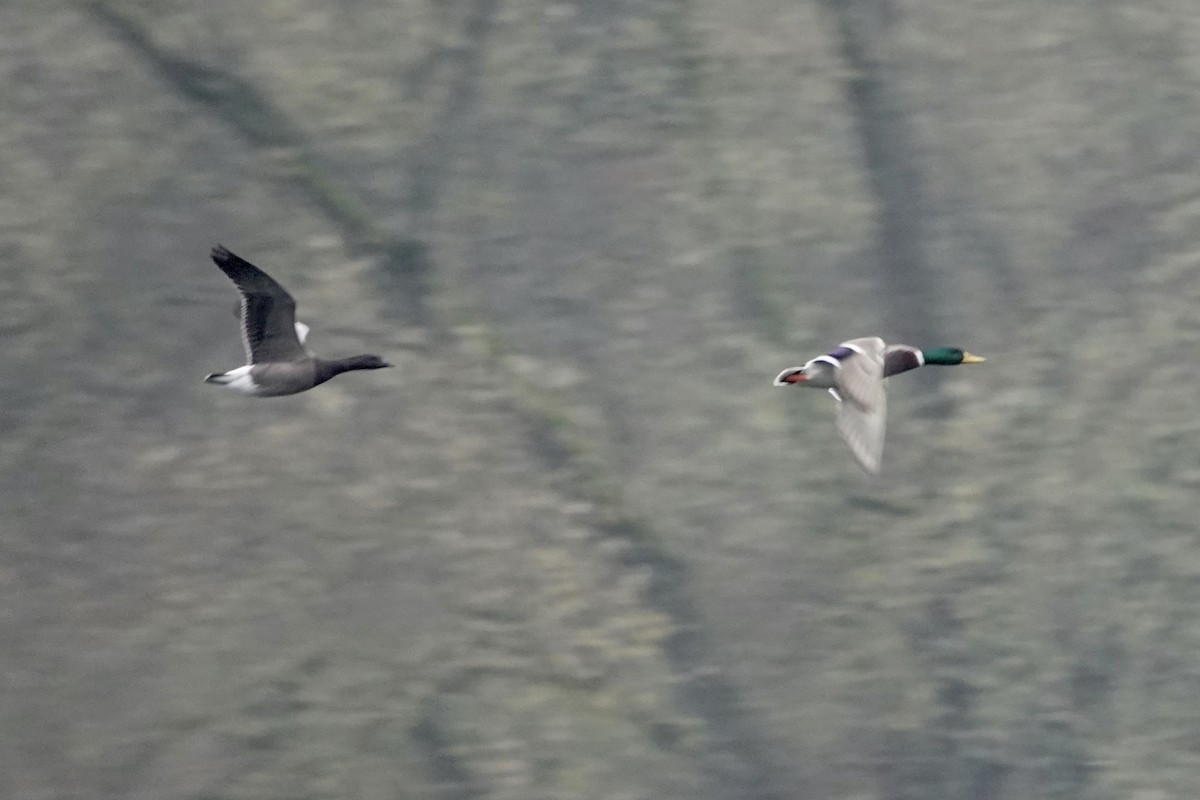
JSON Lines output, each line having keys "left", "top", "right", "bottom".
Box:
{"left": 834, "top": 338, "right": 886, "bottom": 409}
{"left": 833, "top": 337, "right": 887, "bottom": 473}
{"left": 835, "top": 390, "right": 886, "bottom": 473}
{"left": 211, "top": 245, "right": 308, "bottom": 363}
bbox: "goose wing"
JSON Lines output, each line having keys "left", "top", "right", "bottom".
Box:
{"left": 211, "top": 245, "right": 307, "bottom": 363}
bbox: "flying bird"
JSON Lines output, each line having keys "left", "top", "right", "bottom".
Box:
{"left": 773, "top": 337, "right": 985, "bottom": 473}
{"left": 204, "top": 245, "right": 391, "bottom": 397}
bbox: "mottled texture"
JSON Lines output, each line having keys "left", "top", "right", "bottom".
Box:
{"left": 5, "top": 1, "right": 1200, "bottom": 799}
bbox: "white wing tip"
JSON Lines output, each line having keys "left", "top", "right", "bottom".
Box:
{"left": 857, "top": 456, "right": 882, "bottom": 475}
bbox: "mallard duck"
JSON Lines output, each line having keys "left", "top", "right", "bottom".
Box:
{"left": 773, "top": 337, "right": 984, "bottom": 473}
{"left": 204, "top": 246, "right": 391, "bottom": 397}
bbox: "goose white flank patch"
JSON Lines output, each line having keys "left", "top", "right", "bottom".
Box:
{"left": 773, "top": 337, "right": 985, "bottom": 473}
{"left": 204, "top": 245, "right": 391, "bottom": 397}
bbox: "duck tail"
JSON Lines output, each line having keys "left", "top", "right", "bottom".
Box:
{"left": 774, "top": 367, "right": 807, "bottom": 386}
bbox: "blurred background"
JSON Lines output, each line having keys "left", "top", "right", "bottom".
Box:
{"left": 3, "top": 1, "right": 1200, "bottom": 798}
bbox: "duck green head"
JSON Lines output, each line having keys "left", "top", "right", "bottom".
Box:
{"left": 922, "top": 347, "right": 986, "bottom": 366}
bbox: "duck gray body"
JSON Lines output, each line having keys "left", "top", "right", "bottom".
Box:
{"left": 204, "top": 245, "right": 390, "bottom": 397}
{"left": 774, "top": 337, "right": 984, "bottom": 473}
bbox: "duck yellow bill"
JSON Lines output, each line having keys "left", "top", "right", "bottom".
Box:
{"left": 961, "top": 353, "right": 986, "bottom": 364}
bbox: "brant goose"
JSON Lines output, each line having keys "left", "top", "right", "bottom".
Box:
{"left": 204, "top": 245, "right": 391, "bottom": 397}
